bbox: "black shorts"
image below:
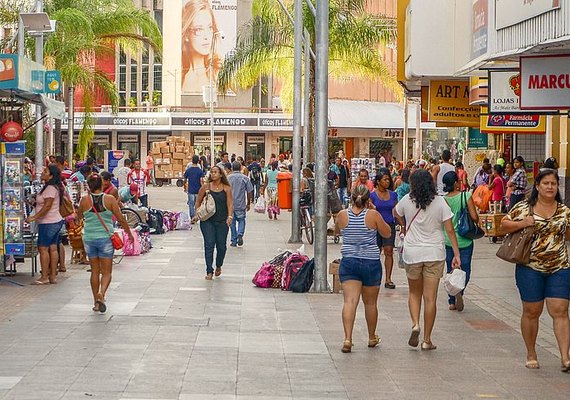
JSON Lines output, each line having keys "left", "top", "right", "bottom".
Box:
{"left": 377, "top": 223, "right": 396, "bottom": 248}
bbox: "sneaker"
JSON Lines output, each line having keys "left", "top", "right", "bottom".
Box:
{"left": 237, "top": 235, "right": 243, "bottom": 246}
{"left": 230, "top": 243, "right": 237, "bottom": 247}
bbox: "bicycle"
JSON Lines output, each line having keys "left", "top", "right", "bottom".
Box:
{"left": 299, "top": 191, "right": 314, "bottom": 244}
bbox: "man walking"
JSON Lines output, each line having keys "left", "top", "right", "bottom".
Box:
{"left": 127, "top": 159, "right": 151, "bottom": 207}
{"left": 337, "top": 158, "right": 351, "bottom": 207}
{"left": 431, "top": 149, "right": 455, "bottom": 195}
{"left": 184, "top": 155, "right": 203, "bottom": 221}
{"left": 228, "top": 161, "right": 253, "bottom": 247}
{"left": 248, "top": 157, "right": 262, "bottom": 201}
{"left": 115, "top": 158, "right": 132, "bottom": 188}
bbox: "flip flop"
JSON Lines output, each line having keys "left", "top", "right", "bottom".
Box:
{"left": 31, "top": 280, "right": 49, "bottom": 285}
{"left": 561, "top": 362, "right": 570, "bottom": 373}
{"left": 525, "top": 360, "right": 540, "bottom": 369}
{"left": 408, "top": 326, "right": 420, "bottom": 347}
{"left": 421, "top": 341, "right": 437, "bottom": 351}
{"left": 96, "top": 300, "right": 106, "bottom": 313}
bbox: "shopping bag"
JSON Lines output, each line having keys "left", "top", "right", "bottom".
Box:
{"left": 443, "top": 269, "right": 467, "bottom": 296}
{"left": 254, "top": 196, "right": 266, "bottom": 213}
{"left": 472, "top": 185, "right": 492, "bottom": 212}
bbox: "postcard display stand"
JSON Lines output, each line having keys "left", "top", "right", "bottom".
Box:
{"left": 350, "top": 158, "right": 376, "bottom": 182}
{"left": 0, "top": 141, "right": 35, "bottom": 281}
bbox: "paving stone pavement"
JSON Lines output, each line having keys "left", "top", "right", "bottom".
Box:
{"left": 1, "top": 186, "right": 569, "bottom": 399}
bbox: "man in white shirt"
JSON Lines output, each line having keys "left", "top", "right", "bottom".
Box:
{"left": 115, "top": 158, "right": 132, "bottom": 189}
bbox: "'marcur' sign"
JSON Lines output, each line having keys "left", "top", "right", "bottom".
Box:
{"left": 520, "top": 55, "right": 570, "bottom": 110}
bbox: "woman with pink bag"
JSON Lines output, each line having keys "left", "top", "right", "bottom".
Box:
{"left": 76, "top": 174, "right": 134, "bottom": 313}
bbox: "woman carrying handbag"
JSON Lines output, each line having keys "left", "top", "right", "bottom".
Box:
{"left": 442, "top": 171, "right": 480, "bottom": 312}
{"left": 76, "top": 174, "right": 134, "bottom": 313}
{"left": 500, "top": 169, "right": 570, "bottom": 372}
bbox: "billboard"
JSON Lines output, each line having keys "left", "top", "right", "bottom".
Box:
{"left": 520, "top": 55, "right": 570, "bottom": 110}
{"left": 496, "top": 0, "right": 561, "bottom": 30}
{"left": 181, "top": 0, "right": 237, "bottom": 95}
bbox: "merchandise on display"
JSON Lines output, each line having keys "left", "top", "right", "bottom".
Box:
{"left": 350, "top": 158, "right": 376, "bottom": 182}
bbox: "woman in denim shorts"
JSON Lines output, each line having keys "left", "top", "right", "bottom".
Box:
{"left": 335, "top": 185, "right": 391, "bottom": 353}
{"left": 501, "top": 169, "right": 570, "bottom": 372}
{"left": 27, "top": 165, "right": 64, "bottom": 285}
{"left": 76, "top": 174, "right": 134, "bottom": 313}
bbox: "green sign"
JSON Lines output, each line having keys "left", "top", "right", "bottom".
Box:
{"left": 468, "top": 128, "right": 488, "bottom": 149}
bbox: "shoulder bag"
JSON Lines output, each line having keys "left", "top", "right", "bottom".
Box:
{"left": 59, "top": 184, "right": 75, "bottom": 218}
{"left": 456, "top": 192, "right": 485, "bottom": 240}
{"left": 496, "top": 206, "right": 534, "bottom": 265}
{"left": 398, "top": 208, "right": 421, "bottom": 269}
{"left": 90, "top": 195, "right": 124, "bottom": 250}
{"left": 196, "top": 183, "right": 216, "bottom": 221}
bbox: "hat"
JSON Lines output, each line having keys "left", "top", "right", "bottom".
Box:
{"left": 417, "top": 160, "right": 427, "bottom": 168}
{"left": 129, "top": 183, "right": 138, "bottom": 194}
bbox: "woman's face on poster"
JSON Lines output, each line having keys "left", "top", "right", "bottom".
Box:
{"left": 188, "top": 9, "right": 214, "bottom": 56}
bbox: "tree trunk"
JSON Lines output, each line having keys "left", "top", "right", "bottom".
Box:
{"left": 54, "top": 92, "right": 63, "bottom": 155}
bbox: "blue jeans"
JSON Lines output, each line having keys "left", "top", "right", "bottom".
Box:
{"left": 187, "top": 193, "right": 197, "bottom": 219}
{"left": 252, "top": 181, "right": 261, "bottom": 201}
{"left": 445, "top": 244, "right": 474, "bottom": 304}
{"left": 199, "top": 219, "right": 229, "bottom": 274}
{"left": 337, "top": 187, "right": 348, "bottom": 207}
{"left": 230, "top": 209, "right": 246, "bottom": 245}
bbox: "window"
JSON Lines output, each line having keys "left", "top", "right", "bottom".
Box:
{"left": 154, "top": 10, "right": 163, "bottom": 33}
{"left": 153, "top": 64, "right": 162, "bottom": 91}
{"left": 130, "top": 65, "right": 137, "bottom": 92}
{"left": 118, "top": 65, "right": 126, "bottom": 91}
{"left": 119, "top": 93, "right": 126, "bottom": 107}
{"left": 119, "top": 50, "right": 126, "bottom": 64}
{"left": 142, "top": 65, "right": 149, "bottom": 91}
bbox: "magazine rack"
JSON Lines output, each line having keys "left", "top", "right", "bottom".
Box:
{"left": 0, "top": 141, "right": 27, "bottom": 286}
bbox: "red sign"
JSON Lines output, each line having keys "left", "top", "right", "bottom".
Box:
{"left": 1, "top": 121, "right": 23, "bottom": 142}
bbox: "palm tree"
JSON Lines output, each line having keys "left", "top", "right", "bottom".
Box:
{"left": 42, "top": 0, "right": 162, "bottom": 159}
{"left": 218, "top": 0, "right": 402, "bottom": 160}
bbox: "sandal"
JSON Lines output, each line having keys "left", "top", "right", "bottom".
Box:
{"left": 560, "top": 362, "right": 570, "bottom": 373}
{"left": 421, "top": 341, "right": 437, "bottom": 351}
{"left": 525, "top": 360, "right": 540, "bottom": 369}
{"left": 408, "top": 326, "right": 420, "bottom": 348}
{"left": 449, "top": 304, "right": 457, "bottom": 311}
{"left": 95, "top": 300, "right": 106, "bottom": 313}
{"left": 215, "top": 267, "right": 222, "bottom": 277}
{"left": 31, "top": 280, "right": 49, "bottom": 285}
{"left": 205, "top": 273, "right": 213, "bottom": 280}
{"left": 341, "top": 339, "right": 353, "bottom": 353}
{"left": 384, "top": 282, "right": 396, "bottom": 289}
{"left": 368, "top": 335, "right": 381, "bottom": 348}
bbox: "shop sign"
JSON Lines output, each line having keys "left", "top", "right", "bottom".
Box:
{"left": 380, "top": 129, "right": 403, "bottom": 139}
{"left": 0, "top": 54, "right": 46, "bottom": 94}
{"left": 1, "top": 121, "right": 23, "bottom": 142}
{"left": 118, "top": 134, "right": 139, "bottom": 143}
{"left": 520, "top": 55, "right": 570, "bottom": 110}
{"left": 0, "top": 55, "right": 17, "bottom": 88}
{"left": 246, "top": 136, "right": 265, "bottom": 143}
{"left": 496, "top": 0, "right": 561, "bottom": 30}
{"left": 148, "top": 134, "right": 171, "bottom": 142}
{"left": 428, "top": 80, "right": 480, "bottom": 124}
{"left": 471, "top": 0, "right": 488, "bottom": 59}
{"left": 259, "top": 118, "right": 293, "bottom": 127}
{"left": 480, "top": 106, "right": 545, "bottom": 133}
{"left": 489, "top": 70, "right": 521, "bottom": 112}
{"left": 62, "top": 114, "right": 170, "bottom": 129}
{"left": 467, "top": 128, "right": 488, "bottom": 148}
{"left": 172, "top": 116, "right": 257, "bottom": 127}
{"left": 193, "top": 135, "right": 225, "bottom": 145}
{"left": 44, "top": 70, "right": 61, "bottom": 94}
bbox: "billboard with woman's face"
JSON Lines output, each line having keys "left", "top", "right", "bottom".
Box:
{"left": 181, "top": 0, "right": 237, "bottom": 95}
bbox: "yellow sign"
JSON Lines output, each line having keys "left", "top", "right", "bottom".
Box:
{"left": 480, "top": 106, "right": 546, "bottom": 134}
{"left": 428, "top": 80, "right": 480, "bottom": 124}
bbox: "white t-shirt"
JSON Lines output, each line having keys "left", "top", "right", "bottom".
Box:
{"left": 395, "top": 194, "right": 453, "bottom": 264}
{"left": 115, "top": 166, "right": 131, "bottom": 188}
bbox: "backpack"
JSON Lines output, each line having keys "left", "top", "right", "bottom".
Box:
{"left": 122, "top": 229, "right": 141, "bottom": 256}
{"left": 289, "top": 259, "right": 315, "bottom": 293}
{"left": 281, "top": 253, "right": 310, "bottom": 291}
{"left": 148, "top": 208, "right": 165, "bottom": 234}
{"left": 250, "top": 167, "right": 261, "bottom": 183}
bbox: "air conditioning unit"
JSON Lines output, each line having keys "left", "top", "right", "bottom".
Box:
{"left": 101, "top": 105, "right": 112, "bottom": 113}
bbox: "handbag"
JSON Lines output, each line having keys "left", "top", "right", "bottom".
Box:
{"left": 196, "top": 184, "right": 216, "bottom": 221}
{"left": 398, "top": 208, "right": 421, "bottom": 269}
{"left": 90, "top": 195, "right": 124, "bottom": 250}
{"left": 59, "top": 185, "right": 74, "bottom": 218}
{"left": 456, "top": 192, "right": 485, "bottom": 240}
{"left": 496, "top": 206, "right": 534, "bottom": 265}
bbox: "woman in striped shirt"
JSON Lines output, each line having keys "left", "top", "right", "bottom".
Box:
{"left": 335, "top": 185, "right": 391, "bottom": 353}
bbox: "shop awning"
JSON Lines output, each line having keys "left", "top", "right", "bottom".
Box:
{"left": 328, "top": 100, "right": 438, "bottom": 129}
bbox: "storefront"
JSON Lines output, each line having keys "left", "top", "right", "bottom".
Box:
{"left": 245, "top": 133, "right": 265, "bottom": 160}
{"left": 147, "top": 133, "right": 172, "bottom": 153}
{"left": 190, "top": 133, "right": 226, "bottom": 158}
{"left": 117, "top": 133, "right": 141, "bottom": 161}
{"left": 61, "top": 133, "right": 112, "bottom": 165}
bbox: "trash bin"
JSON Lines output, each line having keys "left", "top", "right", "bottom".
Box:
{"left": 277, "top": 171, "right": 293, "bottom": 209}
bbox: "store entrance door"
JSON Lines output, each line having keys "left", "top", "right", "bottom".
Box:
{"left": 245, "top": 134, "right": 265, "bottom": 161}
{"left": 118, "top": 134, "right": 140, "bottom": 161}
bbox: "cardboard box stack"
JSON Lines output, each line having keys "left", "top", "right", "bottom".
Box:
{"left": 151, "top": 136, "right": 194, "bottom": 180}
